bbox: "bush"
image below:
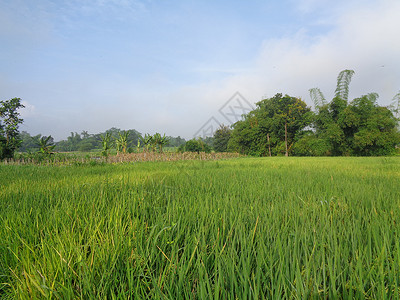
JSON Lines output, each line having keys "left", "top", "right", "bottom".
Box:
{"left": 78, "top": 142, "right": 93, "bottom": 152}
{"left": 179, "top": 139, "right": 211, "bottom": 153}
{"left": 292, "top": 134, "right": 331, "bottom": 156}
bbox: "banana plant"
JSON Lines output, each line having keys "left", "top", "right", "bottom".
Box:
{"left": 101, "top": 132, "right": 112, "bottom": 158}
{"left": 136, "top": 139, "right": 141, "bottom": 153}
{"left": 152, "top": 133, "right": 161, "bottom": 152}
{"left": 139, "top": 134, "right": 153, "bottom": 152}
{"left": 115, "top": 131, "right": 129, "bottom": 154}
{"left": 37, "top": 136, "right": 55, "bottom": 155}
{"left": 158, "top": 134, "right": 169, "bottom": 153}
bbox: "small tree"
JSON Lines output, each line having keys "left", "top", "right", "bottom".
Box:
{"left": 182, "top": 138, "right": 211, "bottom": 153}
{"left": 213, "top": 124, "right": 231, "bottom": 152}
{"left": 0, "top": 98, "right": 25, "bottom": 159}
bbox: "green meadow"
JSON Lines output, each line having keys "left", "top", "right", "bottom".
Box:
{"left": 1, "top": 157, "right": 399, "bottom": 299}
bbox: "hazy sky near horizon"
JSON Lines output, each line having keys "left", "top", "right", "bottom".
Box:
{"left": 1, "top": 0, "right": 400, "bottom": 140}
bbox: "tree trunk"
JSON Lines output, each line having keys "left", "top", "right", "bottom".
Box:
{"left": 285, "top": 121, "right": 288, "bottom": 157}
{"left": 267, "top": 133, "right": 272, "bottom": 157}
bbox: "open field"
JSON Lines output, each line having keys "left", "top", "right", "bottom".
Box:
{"left": 1, "top": 157, "right": 399, "bottom": 298}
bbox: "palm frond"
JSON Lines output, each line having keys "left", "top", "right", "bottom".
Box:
{"left": 334, "top": 69, "right": 355, "bottom": 101}
{"left": 309, "top": 87, "right": 327, "bottom": 109}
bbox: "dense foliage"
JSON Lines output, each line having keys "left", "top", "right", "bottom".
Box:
{"left": 227, "top": 94, "right": 313, "bottom": 156}
{"left": 0, "top": 98, "right": 25, "bottom": 159}
{"left": 227, "top": 71, "right": 400, "bottom": 156}
{"left": 213, "top": 124, "right": 232, "bottom": 152}
{"left": 178, "top": 138, "right": 212, "bottom": 153}
{"left": 304, "top": 94, "right": 400, "bottom": 156}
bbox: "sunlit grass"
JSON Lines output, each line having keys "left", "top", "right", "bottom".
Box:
{"left": 1, "top": 157, "right": 399, "bottom": 298}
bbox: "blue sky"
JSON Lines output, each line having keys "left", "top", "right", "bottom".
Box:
{"left": 1, "top": 0, "right": 399, "bottom": 140}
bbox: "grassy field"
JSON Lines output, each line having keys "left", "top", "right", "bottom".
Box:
{"left": 1, "top": 157, "right": 399, "bottom": 299}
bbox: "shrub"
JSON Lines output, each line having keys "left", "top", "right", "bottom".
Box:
{"left": 292, "top": 134, "right": 331, "bottom": 156}
{"left": 180, "top": 139, "right": 211, "bottom": 153}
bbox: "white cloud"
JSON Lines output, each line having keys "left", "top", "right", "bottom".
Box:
{"left": 20, "top": 101, "right": 36, "bottom": 118}
{"left": 229, "top": 0, "right": 400, "bottom": 104}
{"left": 171, "top": 0, "right": 400, "bottom": 138}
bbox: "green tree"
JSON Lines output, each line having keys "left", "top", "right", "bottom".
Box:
{"left": 18, "top": 131, "right": 42, "bottom": 153}
{"left": 166, "top": 136, "right": 186, "bottom": 147}
{"left": 0, "top": 97, "right": 25, "bottom": 159}
{"left": 213, "top": 124, "right": 232, "bottom": 152}
{"left": 229, "top": 94, "right": 313, "bottom": 156}
{"left": 180, "top": 138, "right": 211, "bottom": 153}
{"left": 310, "top": 70, "right": 400, "bottom": 156}
{"left": 65, "top": 132, "right": 82, "bottom": 151}
{"left": 291, "top": 132, "right": 331, "bottom": 156}
{"left": 342, "top": 94, "right": 400, "bottom": 155}
{"left": 78, "top": 141, "right": 93, "bottom": 152}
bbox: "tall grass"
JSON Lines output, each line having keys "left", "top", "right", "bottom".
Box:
{"left": 1, "top": 157, "right": 399, "bottom": 298}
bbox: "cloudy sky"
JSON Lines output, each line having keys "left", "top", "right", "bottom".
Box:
{"left": 1, "top": 0, "right": 399, "bottom": 140}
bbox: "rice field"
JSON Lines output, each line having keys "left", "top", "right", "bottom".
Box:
{"left": 1, "top": 157, "right": 399, "bottom": 299}
{"left": 6, "top": 151, "right": 241, "bottom": 166}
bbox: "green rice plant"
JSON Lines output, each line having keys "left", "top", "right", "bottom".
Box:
{"left": 0, "top": 157, "right": 399, "bottom": 298}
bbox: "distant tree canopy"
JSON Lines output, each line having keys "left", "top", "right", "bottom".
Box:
{"left": 18, "top": 128, "right": 187, "bottom": 154}
{"left": 50, "top": 128, "right": 142, "bottom": 152}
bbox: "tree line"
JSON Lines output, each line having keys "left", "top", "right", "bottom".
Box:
{"left": 1, "top": 70, "right": 399, "bottom": 160}
{"left": 17, "top": 128, "right": 187, "bottom": 154}
{"left": 214, "top": 70, "right": 400, "bottom": 156}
